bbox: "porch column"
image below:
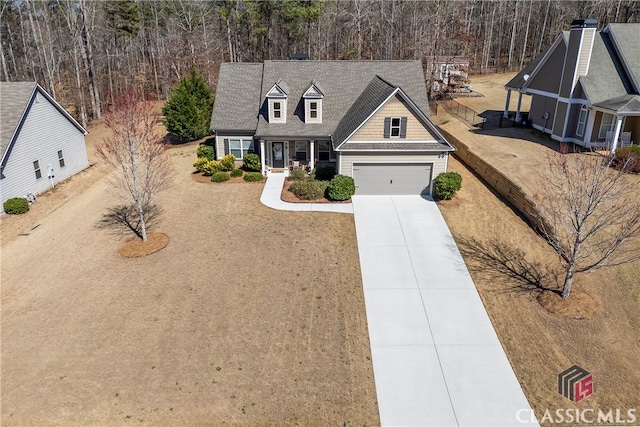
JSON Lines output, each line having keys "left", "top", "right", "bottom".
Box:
{"left": 309, "top": 140, "right": 315, "bottom": 171}
{"left": 503, "top": 89, "right": 512, "bottom": 118}
{"left": 610, "top": 115, "right": 624, "bottom": 151}
{"left": 260, "top": 139, "right": 266, "bottom": 175}
{"left": 515, "top": 92, "right": 523, "bottom": 122}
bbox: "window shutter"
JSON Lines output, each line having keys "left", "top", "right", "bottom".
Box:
{"left": 223, "top": 138, "right": 229, "bottom": 156}
{"left": 383, "top": 117, "right": 391, "bottom": 138}
{"left": 400, "top": 117, "right": 407, "bottom": 138}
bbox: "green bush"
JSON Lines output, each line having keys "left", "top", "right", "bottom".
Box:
{"left": 314, "top": 166, "right": 336, "bottom": 181}
{"left": 613, "top": 146, "right": 640, "bottom": 173}
{"left": 290, "top": 180, "right": 328, "bottom": 200}
{"left": 202, "top": 160, "right": 223, "bottom": 176}
{"left": 196, "top": 145, "right": 215, "bottom": 160}
{"left": 244, "top": 172, "right": 264, "bottom": 182}
{"left": 433, "top": 172, "right": 462, "bottom": 200}
{"left": 220, "top": 154, "right": 236, "bottom": 171}
{"left": 193, "top": 157, "right": 209, "bottom": 173}
{"left": 3, "top": 197, "right": 29, "bottom": 214}
{"left": 230, "top": 168, "right": 243, "bottom": 178}
{"left": 327, "top": 174, "right": 356, "bottom": 201}
{"left": 288, "top": 169, "right": 309, "bottom": 181}
{"left": 243, "top": 153, "right": 261, "bottom": 172}
{"left": 211, "top": 172, "right": 230, "bottom": 183}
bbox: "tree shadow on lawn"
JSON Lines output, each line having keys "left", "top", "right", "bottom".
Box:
{"left": 96, "top": 204, "right": 162, "bottom": 240}
{"left": 456, "top": 234, "right": 563, "bottom": 296}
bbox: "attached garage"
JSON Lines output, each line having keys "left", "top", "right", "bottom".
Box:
{"left": 353, "top": 163, "right": 433, "bottom": 195}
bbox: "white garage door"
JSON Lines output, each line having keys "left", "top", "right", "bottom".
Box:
{"left": 353, "top": 163, "right": 432, "bottom": 195}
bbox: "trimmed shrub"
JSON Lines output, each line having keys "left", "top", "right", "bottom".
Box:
{"left": 3, "top": 197, "right": 29, "bottom": 214}
{"left": 314, "top": 166, "right": 336, "bottom": 181}
{"left": 290, "top": 180, "right": 328, "bottom": 200}
{"left": 613, "top": 146, "right": 640, "bottom": 173}
{"left": 433, "top": 172, "right": 462, "bottom": 200}
{"left": 202, "top": 160, "right": 223, "bottom": 176}
{"left": 196, "top": 145, "right": 215, "bottom": 160}
{"left": 211, "top": 172, "right": 230, "bottom": 183}
{"left": 327, "top": 174, "right": 356, "bottom": 201}
{"left": 220, "top": 154, "right": 236, "bottom": 171}
{"left": 193, "top": 157, "right": 209, "bottom": 173}
{"left": 243, "top": 153, "right": 261, "bottom": 172}
{"left": 288, "top": 169, "right": 309, "bottom": 181}
{"left": 244, "top": 172, "right": 264, "bottom": 182}
{"left": 230, "top": 168, "right": 244, "bottom": 178}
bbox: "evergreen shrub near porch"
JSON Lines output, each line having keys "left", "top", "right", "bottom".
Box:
{"left": 243, "top": 153, "right": 261, "bottom": 172}
{"left": 327, "top": 175, "right": 355, "bottom": 201}
{"left": 289, "top": 180, "right": 328, "bottom": 200}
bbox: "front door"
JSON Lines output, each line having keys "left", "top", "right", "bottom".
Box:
{"left": 272, "top": 142, "right": 284, "bottom": 168}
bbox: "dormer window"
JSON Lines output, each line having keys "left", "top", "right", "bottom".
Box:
{"left": 266, "top": 82, "right": 287, "bottom": 123}
{"left": 303, "top": 83, "right": 323, "bottom": 123}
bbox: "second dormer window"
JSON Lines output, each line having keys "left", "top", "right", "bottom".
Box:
{"left": 273, "top": 102, "right": 282, "bottom": 119}
{"left": 310, "top": 102, "right": 318, "bottom": 119}
{"left": 390, "top": 118, "right": 401, "bottom": 137}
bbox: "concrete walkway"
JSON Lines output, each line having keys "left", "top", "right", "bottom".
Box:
{"left": 259, "top": 176, "right": 537, "bottom": 426}
{"left": 260, "top": 173, "right": 353, "bottom": 213}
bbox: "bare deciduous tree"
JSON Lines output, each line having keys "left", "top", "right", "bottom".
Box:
{"left": 96, "top": 90, "right": 172, "bottom": 242}
{"left": 535, "top": 152, "right": 640, "bottom": 298}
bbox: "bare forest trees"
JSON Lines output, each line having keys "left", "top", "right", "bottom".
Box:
{"left": 96, "top": 90, "right": 172, "bottom": 242}
{"left": 1, "top": 0, "right": 638, "bottom": 121}
{"left": 536, "top": 152, "right": 640, "bottom": 299}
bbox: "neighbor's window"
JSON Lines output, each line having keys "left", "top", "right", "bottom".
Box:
{"left": 310, "top": 102, "right": 318, "bottom": 119}
{"left": 390, "top": 117, "right": 401, "bottom": 137}
{"left": 318, "top": 141, "right": 334, "bottom": 161}
{"left": 273, "top": 102, "right": 282, "bottom": 119}
{"left": 33, "top": 160, "right": 42, "bottom": 179}
{"left": 58, "top": 150, "right": 65, "bottom": 167}
{"left": 576, "top": 106, "right": 588, "bottom": 137}
{"left": 598, "top": 113, "right": 615, "bottom": 139}
{"left": 229, "top": 139, "right": 254, "bottom": 159}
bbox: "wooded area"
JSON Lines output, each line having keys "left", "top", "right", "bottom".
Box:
{"left": 2, "top": 0, "right": 639, "bottom": 127}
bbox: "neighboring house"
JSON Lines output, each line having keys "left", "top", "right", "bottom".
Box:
{"left": 210, "top": 60, "right": 454, "bottom": 195}
{"left": 505, "top": 19, "right": 640, "bottom": 150}
{"left": 0, "top": 82, "right": 89, "bottom": 207}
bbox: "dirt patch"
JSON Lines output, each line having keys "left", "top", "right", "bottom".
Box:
{"left": 1, "top": 141, "right": 378, "bottom": 426}
{"left": 118, "top": 232, "right": 170, "bottom": 258}
{"left": 537, "top": 290, "right": 601, "bottom": 320}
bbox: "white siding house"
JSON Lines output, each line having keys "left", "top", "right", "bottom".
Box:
{"left": 1, "top": 82, "right": 89, "bottom": 208}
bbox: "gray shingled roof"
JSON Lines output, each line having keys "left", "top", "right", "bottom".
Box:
{"left": 332, "top": 75, "right": 397, "bottom": 147}
{"left": 0, "top": 82, "right": 37, "bottom": 160}
{"left": 211, "top": 60, "right": 431, "bottom": 140}
{"left": 606, "top": 23, "right": 640, "bottom": 88}
{"left": 209, "top": 63, "right": 264, "bottom": 131}
{"left": 340, "top": 142, "right": 452, "bottom": 151}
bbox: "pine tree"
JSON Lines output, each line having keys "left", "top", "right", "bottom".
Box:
{"left": 162, "top": 65, "right": 214, "bottom": 143}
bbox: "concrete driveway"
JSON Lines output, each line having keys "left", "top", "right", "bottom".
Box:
{"left": 352, "top": 195, "right": 538, "bottom": 427}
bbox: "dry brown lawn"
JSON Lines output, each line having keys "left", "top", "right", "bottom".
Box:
{"left": 436, "top": 73, "right": 640, "bottom": 425}
{"left": 1, "top": 138, "right": 378, "bottom": 425}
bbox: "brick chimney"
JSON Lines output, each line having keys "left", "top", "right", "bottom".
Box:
{"left": 559, "top": 19, "right": 597, "bottom": 98}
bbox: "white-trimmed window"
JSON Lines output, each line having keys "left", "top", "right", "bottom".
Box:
{"left": 576, "top": 106, "right": 588, "bottom": 137}
{"left": 384, "top": 117, "right": 407, "bottom": 138}
{"left": 58, "top": 150, "right": 65, "bottom": 167}
{"left": 318, "top": 141, "right": 335, "bottom": 161}
{"left": 33, "top": 160, "right": 42, "bottom": 179}
{"left": 273, "top": 102, "right": 282, "bottom": 119}
{"left": 598, "top": 113, "right": 615, "bottom": 139}
{"left": 310, "top": 102, "right": 318, "bottom": 119}
{"left": 229, "top": 138, "right": 254, "bottom": 159}
{"left": 391, "top": 117, "right": 402, "bottom": 137}
{"left": 295, "top": 141, "right": 307, "bottom": 161}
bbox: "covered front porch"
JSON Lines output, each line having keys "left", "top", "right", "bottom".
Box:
{"left": 259, "top": 139, "right": 337, "bottom": 174}
{"left": 584, "top": 109, "right": 639, "bottom": 150}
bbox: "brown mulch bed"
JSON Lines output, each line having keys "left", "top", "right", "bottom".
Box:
{"left": 118, "top": 232, "right": 170, "bottom": 258}
{"left": 537, "top": 289, "right": 601, "bottom": 320}
{"left": 280, "top": 179, "right": 351, "bottom": 204}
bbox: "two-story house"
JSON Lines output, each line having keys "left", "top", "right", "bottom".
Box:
{"left": 210, "top": 60, "right": 454, "bottom": 196}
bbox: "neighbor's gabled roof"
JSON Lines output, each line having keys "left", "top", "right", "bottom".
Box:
{"left": 0, "top": 82, "right": 87, "bottom": 169}
{"left": 506, "top": 23, "right": 640, "bottom": 113}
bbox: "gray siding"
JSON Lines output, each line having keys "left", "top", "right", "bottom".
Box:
{"left": 552, "top": 101, "right": 568, "bottom": 137}
{"left": 529, "top": 95, "right": 557, "bottom": 131}
{"left": 565, "top": 104, "right": 584, "bottom": 140}
{"left": 1, "top": 94, "right": 88, "bottom": 205}
{"left": 527, "top": 42, "right": 566, "bottom": 94}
